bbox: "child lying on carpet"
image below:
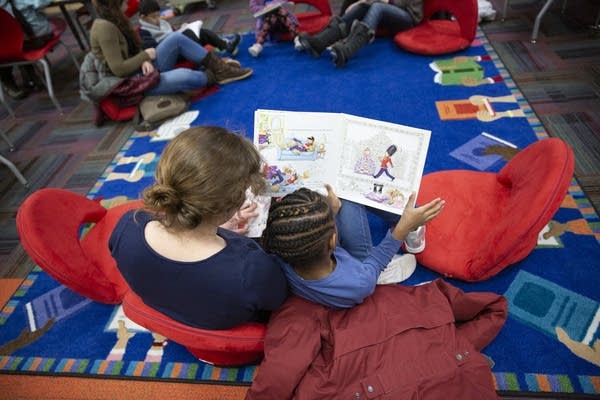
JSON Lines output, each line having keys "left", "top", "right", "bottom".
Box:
{"left": 109, "top": 127, "right": 288, "bottom": 330}
{"left": 260, "top": 186, "right": 444, "bottom": 308}
{"left": 138, "top": 0, "right": 241, "bottom": 56}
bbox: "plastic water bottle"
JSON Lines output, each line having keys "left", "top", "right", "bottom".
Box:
{"left": 404, "top": 225, "right": 426, "bottom": 253}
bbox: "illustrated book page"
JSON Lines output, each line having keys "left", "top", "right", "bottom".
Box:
{"left": 253, "top": 1, "right": 294, "bottom": 17}
{"left": 254, "top": 109, "right": 431, "bottom": 215}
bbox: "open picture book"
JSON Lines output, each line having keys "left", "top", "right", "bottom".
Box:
{"left": 253, "top": 1, "right": 294, "bottom": 18}
{"left": 253, "top": 109, "right": 431, "bottom": 216}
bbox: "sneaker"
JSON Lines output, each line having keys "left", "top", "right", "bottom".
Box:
{"left": 225, "top": 33, "right": 241, "bottom": 55}
{"left": 248, "top": 43, "right": 263, "bottom": 57}
{"left": 377, "top": 254, "right": 416, "bottom": 285}
{"left": 293, "top": 35, "right": 303, "bottom": 51}
{"left": 5, "top": 85, "right": 29, "bottom": 100}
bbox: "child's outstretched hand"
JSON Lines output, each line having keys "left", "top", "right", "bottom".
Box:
{"left": 324, "top": 184, "right": 341, "bottom": 216}
{"left": 391, "top": 192, "right": 444, "bottom": 241}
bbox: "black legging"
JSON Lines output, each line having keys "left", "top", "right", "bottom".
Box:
{"left": 182, "top": 28, "right": 228, "bottom": 50}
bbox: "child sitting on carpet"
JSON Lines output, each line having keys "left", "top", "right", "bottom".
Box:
{"left": 138, "top": 0, "right": 241, "bottom": 56}
{"left": 260, "top": 186, "right": 444, "bottom": 308}
{"left": 248, "top": 0, "right": 303, "bottom": 57}
{"left": 109, "top": 127, "right": 288, "bottom": 330}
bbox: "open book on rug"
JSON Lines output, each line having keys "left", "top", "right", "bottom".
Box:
{"left": 253, "top": 109, "right": 431, "bottom": 216}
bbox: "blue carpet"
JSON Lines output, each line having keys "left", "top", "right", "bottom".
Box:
{"left": 0, "top": 31, "right": 599, "bottom": 394}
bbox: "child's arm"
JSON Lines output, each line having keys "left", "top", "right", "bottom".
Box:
{"left": 391, "top": 192, "right": 444, "bottom": 241}
{"left": 138, "top": 28, "right": 159, "bottom": 50}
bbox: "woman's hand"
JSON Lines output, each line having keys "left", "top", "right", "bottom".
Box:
{"left": 392, "top": 192, "right": 445, "bottom": 241}
{"left": 220, "top": 202, "right": 259, "bottom": 234}
{"left": 141, "top": 61, "right": 155, "bottom": 76}
{"left": 144, "top": 48, "right": 157, "bottom": 60}
{"left": 325, "top": 184, "right": 342, "bottom": 216}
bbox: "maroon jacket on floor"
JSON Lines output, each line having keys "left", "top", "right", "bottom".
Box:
{"left": 246, "top": 279, "right": 507, "bottom": 400}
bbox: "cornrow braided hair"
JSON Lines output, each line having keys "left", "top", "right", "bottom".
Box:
{"left": 261, "top": 188, "right": 336, "bottom": 269}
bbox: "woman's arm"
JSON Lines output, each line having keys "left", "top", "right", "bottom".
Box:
{"left": 92, "top": 20, "right": 151, "bottom": 77}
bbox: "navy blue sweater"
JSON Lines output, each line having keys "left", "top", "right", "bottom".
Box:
{"left": 109, "top": 210, "right": 288, "bottom": 329}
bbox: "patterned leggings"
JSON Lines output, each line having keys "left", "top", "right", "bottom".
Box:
{"left": 255, "top": 8, "right": 299, "bottom": 44}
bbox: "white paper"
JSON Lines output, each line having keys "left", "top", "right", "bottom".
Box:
{"left": 254, "top": 109, "right": 431, "bottom": 215}
{"left": 244, "top": 192, "right": 272, "bottom": 238}
{"left": 152, "top": 110, "right": 200, "bottom": 141}
{"left": 177, "top": 20, "right": 203, "bottom": 37}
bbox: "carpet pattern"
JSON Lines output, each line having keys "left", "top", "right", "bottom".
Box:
{"left": 1, "top": 25, "right": 599, "bottom": 396}
{"left": 0, "top": 0, "right": 599, "bottom": 398}
{"left": 483, "top": 0, "right": 600, "bottom": 215}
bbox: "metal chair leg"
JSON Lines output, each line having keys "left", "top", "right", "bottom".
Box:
{"left": 0, "top": 154, "right": 28, "bottom": 186}
{"left": 38, "top": 59, "right": 63, "bottom": 114}
{"left": 502, "top": 0, "right": 509, "bottom": 21}
{"left": 0, "top": 130, "right": 15, "bottom": 150}
{"left": 0, "top": 131, "right": 28, "bottom": 187}
{"left": 531, "top": 0, "right": 557, "bottom": 43}
{"left": 61, "top": 41, "right": 81, "bottom": 72}
{"left": 0, "top": 83, "right": 16, "bottom": 118}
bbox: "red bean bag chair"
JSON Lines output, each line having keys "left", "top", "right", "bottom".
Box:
{"left": 16, "top": 188, "right": 266, "bottom": 366}
{"left": 415, "top": 138, "right": 574, "bottom": 281}
{"left": 394, "top": 0, "right": 478, "bottom": 55}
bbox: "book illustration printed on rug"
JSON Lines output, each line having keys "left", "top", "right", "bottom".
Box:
{"left": 254, "top": 109, "right": 430, "bottom": 215}
{"left": 105, "top": 153, "right": 158, "bottom": 183}
{"left": 429, "top": 55, "right": 503, "bottom": 87}
{"left": 436, "top": 94, "right": 525, "bottom": 122}
{"left": 101, "top": 112, "right": 198, "bottom": 186}
{"left": 505, "top": 271, "right": 600, "bottom": 368}
{"left": 449, "top": 131, "right": 518, "bottom": 171}
{"left": 105, "top": 308, "right": 168, "bottom": 364}
{"left": 24, "top": 286, "right": 92, "bottom": 332}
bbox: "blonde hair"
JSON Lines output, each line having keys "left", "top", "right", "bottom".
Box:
{"left": 142, "top": 126, "right": 265, "bottom": 230}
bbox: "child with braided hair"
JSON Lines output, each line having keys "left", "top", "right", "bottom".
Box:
{"left": 261, "top": 185, "right": 444, "bottom": 308}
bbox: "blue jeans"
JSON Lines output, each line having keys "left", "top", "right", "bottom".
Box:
{"left": 341, "top": 2, "right": 415, "bottom": 33}
{"left": 146, "top": 32, "right": 210, "bottom": 95}
{"left": 336, "top": 199, "right": 400, "bottom": 260}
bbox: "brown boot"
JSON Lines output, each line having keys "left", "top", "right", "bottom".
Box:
{"left": 222, "top": 57, "right": 241, "bottom": 68}
{"left": 202, "top": 52, "right": 252, "bottom": 85}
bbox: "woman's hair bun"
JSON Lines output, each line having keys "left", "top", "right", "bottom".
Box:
{"left": 143, "top": 183, "right": 181, "bottom": 214}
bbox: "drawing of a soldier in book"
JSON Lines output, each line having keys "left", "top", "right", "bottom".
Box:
{"left": 373, "top": 145, "right": 397, "bottom": 182}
